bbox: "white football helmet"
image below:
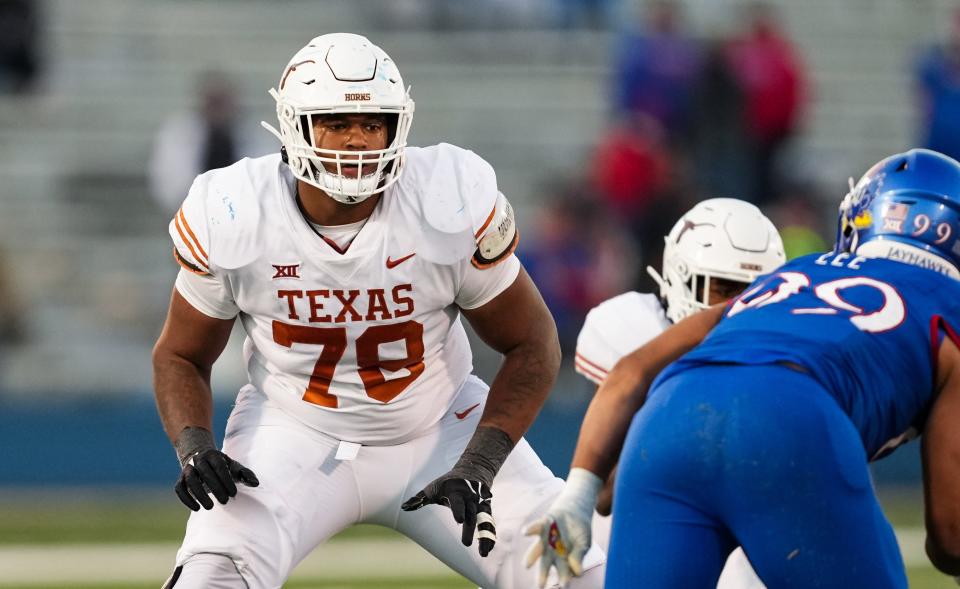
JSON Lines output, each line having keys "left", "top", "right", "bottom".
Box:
{"left": 262, "top": 33, "right": 415, "bottom": 204}
{"left": 648, "top": 198, "right": 786, "bottom": 322}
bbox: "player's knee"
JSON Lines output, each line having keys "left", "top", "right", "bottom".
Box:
{"left": 163, "top": 553, "right": 248, "bottom": 588}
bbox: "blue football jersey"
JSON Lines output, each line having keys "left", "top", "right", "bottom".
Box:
{"left": 664, "top": 251, "right": 960, "bottom": 459}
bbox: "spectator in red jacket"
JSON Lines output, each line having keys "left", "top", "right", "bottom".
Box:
{"left": 725, "top": 2, "right": 807, "bottom": 205}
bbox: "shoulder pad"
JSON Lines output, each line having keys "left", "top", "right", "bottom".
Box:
{"left": 403, "top": 144, "right": 502, "bottom": 265}
{"left": 168, "top": 157, "right": 272, "bottom": 273}
{"left": 575, "top": 292, "right": 669, "bottom": 385}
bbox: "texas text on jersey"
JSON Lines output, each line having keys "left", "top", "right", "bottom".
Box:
{"left": 170, "top": 143, "right": 519, "bottom": 445}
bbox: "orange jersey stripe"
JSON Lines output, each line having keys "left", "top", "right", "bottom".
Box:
{"left": 574, "top": 352, "right": 608, "bottom": 375}
{"left": 177, "top": 208, "right": 209, "bottom": 264}
{"left": 474, "top": 202, "right": 498, "bottom": 239}
{"left": 172, "top": 248, "right": 210, "bottom": 276}
{"left": 174, "top": 213, "right": 210, "bottom": 272}
{"left": 574, "top": 358, "right": 607, "bottom": 384}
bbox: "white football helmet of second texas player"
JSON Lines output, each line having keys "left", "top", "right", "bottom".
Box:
{"left": 648, "top": 198, "right": 786, "bottom": 323}
{"left": 262, "top": 33, "right": 415, "bottom": 204}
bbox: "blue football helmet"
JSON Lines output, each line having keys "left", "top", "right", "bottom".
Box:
{"left": 836, "top": 148, "right": 960, "bottom": 278}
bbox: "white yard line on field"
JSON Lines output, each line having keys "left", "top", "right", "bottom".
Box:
{"left": 0, "top": 538, "right": 452, "bottom": 585}
{"left": 0, "top": 528, "right": 932, "bottom": 585}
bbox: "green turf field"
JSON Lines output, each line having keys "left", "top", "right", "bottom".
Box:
{"left": 17, "top": 580, "right": 475, "bottom": 589}
{"left": 0, "top": 487, "right": 953, "bottom": 588}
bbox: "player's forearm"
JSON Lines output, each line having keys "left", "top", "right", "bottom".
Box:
{"left": 570, "top": 361, "right": 648, "bottom": 481}
{"left": 152, "top": 346, "right": 216, "bottom": 444}
{"left": 479, "top": 335, "right": 561, "bottom": 444}
{"left": 570, "top": 304, "right": 725, "bottom": 479}
{"left": 445, "top": 337, "right": 559, "bottom": 491}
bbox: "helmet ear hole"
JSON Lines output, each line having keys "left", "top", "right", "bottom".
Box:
{"left": 299, "top": 115, "right": 312, "bottom": 144}
{"left": 386, "top": 114, "right": 399, "bottom": 146}
{"left": 382, "top": 114, "right": 401, "bottom": 175}
{"left": 692, "top": 274, "right": 714, "bottom": 305}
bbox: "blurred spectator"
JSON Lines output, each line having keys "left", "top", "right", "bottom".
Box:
{"left": 591, "top": 114, "right": 698, "bottom": 294}
{"left": 915, "top": 8, "right": 960, "bottom": 162}
{"left": 591, "top": 114, "right": 671, "bottom": 223}
{"left": 0, "top": 246, "right": 25, "bottom": 386}
{"left": 0, "top": 0, "right": 40, "bottom": 94}
{"left": 725, "top": 2, "right": 806, "bottom": 205}
{"left": 688, "top": 40, "right": 753, "bottom": 200}
{"left": 612, "top": 0, "right": 702, "bottom": 145}
{"left": 518, "top": 188, "right": 636, "bottom": 353}
{"left": 148, "top": 71, "right": 273, "bottom": 215}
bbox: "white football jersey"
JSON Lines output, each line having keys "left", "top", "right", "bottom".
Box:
{"left": 169, "top": 144, "right": 520, "bottom": 445}
{"left": 574, "top": 292, "right": 670, "bottom": 385}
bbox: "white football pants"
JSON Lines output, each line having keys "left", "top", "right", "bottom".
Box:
{"left": 168, "top": 376, "right": 605, "bottom": 589}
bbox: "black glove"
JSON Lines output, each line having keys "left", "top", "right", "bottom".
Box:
{"left": 401, "top": 426, "right": 513, "bottom": 557}
{"left": 402, "top": 476, "right": 497, "bottom": 557}
{"left": 173, "top": 427, "right": 259, "bottom": 511}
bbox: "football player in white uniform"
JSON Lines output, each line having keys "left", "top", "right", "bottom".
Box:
{"left": 527, "top": 198, "right": 785, "bottom": 588}
{"left": 152, "top": 33, "right": 604, "bottom": 589}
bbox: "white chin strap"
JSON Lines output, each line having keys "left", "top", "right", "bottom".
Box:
{"left": 857, "top": 240, "right": 960, "bottom": 279}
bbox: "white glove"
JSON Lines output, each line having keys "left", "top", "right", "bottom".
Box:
{"left": 524, "top": 468, "right": 603, "bottom": 588}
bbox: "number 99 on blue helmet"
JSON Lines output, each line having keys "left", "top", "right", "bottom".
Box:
{"left": 837, "top": 148, "right": 960, "bottom": 279}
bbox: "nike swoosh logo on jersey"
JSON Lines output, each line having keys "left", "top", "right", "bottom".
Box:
{"left": 455, "top": 403, "right": 481, "bottom": 420}
{"left": 386, "top": 253, "right": 416, "bottom": 269}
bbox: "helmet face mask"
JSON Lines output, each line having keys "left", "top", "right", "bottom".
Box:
{"left": 648, "top": 198, "right": 786, "bottom": 323}
{"left": 837, "top": 148, "right": 960, "bottom": 279}
{"left": 263, "top": 33, "right": 415, "bottom": 204}
{"left": 657, "top": 260, "right": 752, "bottom": 321}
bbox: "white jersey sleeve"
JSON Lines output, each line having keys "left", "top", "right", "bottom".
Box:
{"left": 407, "top": 144, "right": 521, "bottom": 309}
{"left": 575, "top": 292, "right": 671, "bottom": 385}
{"left": 175, "top": 269, "right": 239, "bottom": 319}
{"left": 449, "top": 147, "right": 520, "bottom": 269}
{"left": 168, "top": 159, "right": 267, "bottom": 317}
{"left": 455, "top": 254, "right": 521, "bottom": 310}
{"left": 169, "top": 174, "right": 213, "bottom": 276}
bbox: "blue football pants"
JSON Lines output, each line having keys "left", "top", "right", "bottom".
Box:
{"left": 606, "top": 363, "right": 907, "bottom": 589}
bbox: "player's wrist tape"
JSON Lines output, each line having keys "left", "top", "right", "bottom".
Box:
{"left": 558, "top": 467, "right": 604, "bottom": 520}
{"left": 174, "top": 426, "right": 217, "bottom": 467}
{"left": 450, "top": 426, "right": 514, "bottom": 488}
